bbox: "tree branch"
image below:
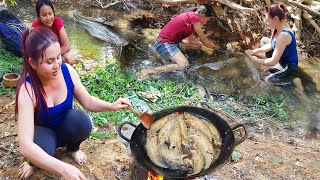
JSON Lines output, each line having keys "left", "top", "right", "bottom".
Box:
{"left": 265, "top": 0, "right": 271, "bottom": 8}
{"left": 302, "top": 10, "right": 320, "bottom": 34}
{"left": 283, "top": 0, "right": 320, "bottom": 16}
{"left": 95, "top": 0, "right": 122, "bottom": 9}
{"left": 214, "top": 0, "right": 255, "bottom": 12}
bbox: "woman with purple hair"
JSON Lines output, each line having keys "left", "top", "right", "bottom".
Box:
{"left": 245, "top": 3, "right": 298, "bottom": 84}
{"left": 16, "top": 26, "right": 131, "bottom": 179}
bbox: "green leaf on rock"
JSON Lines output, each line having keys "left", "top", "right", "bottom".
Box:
{"left": 231, "top": 151, "right": 241, "bottom": 162}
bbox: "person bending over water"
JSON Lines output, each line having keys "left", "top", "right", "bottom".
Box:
{"left": 245, "top": 3, "right": 298, "bottom": 84}
{"left": 32, "top": 0, "right": 76, "bottom": 65}
{"left": 16, "top": 26, "right": 131, "bottom": 179}
{"left": 138, "top": 4, "right": 218, "bottom": 78}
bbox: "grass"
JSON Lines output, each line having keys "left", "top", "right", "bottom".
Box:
{"left": 0, "top": 46, "right": 22, "bottom": 97}
{"left": 2, "top": 0, "right": 17, "bottom": 5}
{"left": 0, "top": 44, "right": 294, "bottom": 126}
{"left": 77, "top": 58, "right": 294, "bottom": 127}
{"left": 77, "top": 59, "right": 202, "bottom": 126}
{"left": 0, "top": 47, "right": 23, "bottom": 74}
{"left": 207, "top": 94, "right": 292, "bottom": 122}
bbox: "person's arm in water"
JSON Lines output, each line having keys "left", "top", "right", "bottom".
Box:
{"left": 193, "top": 22, "right": 215, "bottom": 49}
{"left": 68, "top": 64, "right": 131, "bottom": 111}
{"left": 249, "top": 32, "right": 292, "bottom": 66}
{"left": 180, "top": 34, "right": 201, "bottom": 49}
{"left": 17, "top": 84, "right": 86, "bottom": 179}
{"left": 58, "top": 27, "right": 71, "bottom": 56}
{"left": 245, "top": 40, "right": 273, "bottom": 55}
{"left": 187, "top": 34, "right": 201, "bottom": 46}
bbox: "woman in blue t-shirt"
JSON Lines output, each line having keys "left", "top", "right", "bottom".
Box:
{"left": 16, "top": 26, "right": 131, "bottom": 179}
{"left": 245, "top": 3, "right": 298, "bottom": 83}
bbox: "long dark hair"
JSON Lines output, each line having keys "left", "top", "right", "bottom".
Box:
{"left": 267, "top": 3, "right": 288, "bottom": 40}
{"left": 15, "top": 26, "right": 59, "bottom": 119}
{"left": 36, "top": 0, "right": 55, "bottom": 17}
{"left": 196, "top": 4, "right": 213, "bottom": 17}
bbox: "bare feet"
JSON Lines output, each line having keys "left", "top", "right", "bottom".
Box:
{"left": 71, "top": 150, "right": 87, "bottom": 166}
{"left": 19, "top": 161, "right": 34, "bottom": 179}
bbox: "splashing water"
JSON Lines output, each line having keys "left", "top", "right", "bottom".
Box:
{"left": 197, "top": 57, "right": 239, "bottom": 70}
{"left": 244, "top": 56, "right": 260, "bottom": 83}
{"left": 196, "top": 56, "right": 260, "bottom": 83}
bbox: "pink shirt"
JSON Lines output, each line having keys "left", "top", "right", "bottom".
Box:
{"left": 32, "top": 16, "right": 64, "bottom": 43}
{"left": 157, "top": 12, "right": 200, "bottom": 44}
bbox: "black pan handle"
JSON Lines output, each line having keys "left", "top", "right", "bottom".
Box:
{"left": 231, "top": 123, "right": 247, "bottom": 146}
{"left": 117, "top": 122, "right": 137, "bottom": 142}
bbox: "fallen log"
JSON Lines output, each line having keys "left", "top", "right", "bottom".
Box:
{"left": 302, "top": 10, "right": 320, "bottom": 34}
{"left": 95, "top": 0, "right": 122, "bottom": 9}
{"left": 215, "top": 0, "right": 255, "bottom": 12}
{"left": 155, "top": 0, "right": 206, "bottom": 6}
{"left": 303, "top": 0, "right": 320, "bottom": 11}
{"left": 72, "top": 11, "right": 115, "bottom": 26}
{"left": 242, "top": 0, "right": 255, "bottom": 5}
{"left": 73, "top": 11, "right": 129, "bottom": 46}
{"left": 292, "top": 8, "right": 302, "bottom": 41}
{"left": 265, "top": 0, "right": 271, "bottom": 8}
{"left": 283, "top": 0, "right": 320, "bottom": 16}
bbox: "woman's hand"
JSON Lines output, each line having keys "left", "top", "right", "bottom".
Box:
{"left": 60, "top": 163, "right": 86, "bottom": 180}
{"left": 248, "top": 56, "right": 258, "bottom": 62}
{"left": 112, "top": 98, "right": 131, "bottom": 111}
{"left": 245, "top": 49, "right": 255, "bottom": 56}
{"left": 201, "top": 44, "right": 213, "bottom": 55}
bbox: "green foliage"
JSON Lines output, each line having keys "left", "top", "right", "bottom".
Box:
{"left": 258, "top": 95, "right": 289, "bottom": 121}
{"left": 2, "top": 0, "right": 17, "bottom": 5}
{"left": 0, "top": 47, "right": 22, "bottom": 95}
{"left": 256, "top": 96, "right": 267, "bottom": 105}
{"left": 89, "top": 132, "right": 117, "bottom": 138}
{"left": 207, "top": 94, "right": 291, "bottom": 122}
{"left": 0, "top": 83, "right": 15, "bottom": 97}
{"left": 78, "top": 61, "right": 201, "bottom": 126}
{"left": 231, "top": 151, "right": 241, "bottom": 162}
{"left": 0, "top": 47, "right": 23, "bottom": 74}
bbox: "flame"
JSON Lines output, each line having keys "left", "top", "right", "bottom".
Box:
{"left": 147, "top": 171, "right": 163, "bottom": 180}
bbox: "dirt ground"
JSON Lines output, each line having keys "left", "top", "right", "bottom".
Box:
{"left": 1, "top": 95, "right": 319, "bottom": 180}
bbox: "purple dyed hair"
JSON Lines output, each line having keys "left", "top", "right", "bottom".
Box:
{"left": 267, "top": 3, "right": 288, "bottom": 40}
{"left": 15, "top": 26, "right": 59, "bottom": 120}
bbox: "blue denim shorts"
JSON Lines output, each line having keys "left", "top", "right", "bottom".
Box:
{"left": 155, "top": 41, "right": 180, "bottom": 58}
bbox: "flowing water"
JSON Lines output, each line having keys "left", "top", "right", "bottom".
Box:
{"left": 3, "top": 2, "right": 320, "bottom": 133}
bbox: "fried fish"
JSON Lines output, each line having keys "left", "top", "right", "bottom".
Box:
{"left": 188, "top": 149, "right": 205, "bottom": 175}
{"left": 203, "top": 120, "right": 222, "bottom": 147}
{"left": 189, "top": 127, "right": 215, "bottom": 169}
{"left": 149, "top": 112, "right": 178, "bottom": 136}
{"left": 159, "top": 143, "right": 192, "bottom": 167}
{"left": 145, "top": 133, "right": 168, "bottom": 168}
{"left": 184, "top": 112, "right": 213, "bottom": 142}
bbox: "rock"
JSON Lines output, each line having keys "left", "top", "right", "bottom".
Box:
{"left": 295, "top": 161, "right": 306, "bottom": 169}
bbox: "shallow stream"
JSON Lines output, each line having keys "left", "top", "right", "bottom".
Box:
{"left": 3, "top": 2, "right": 320, "bottom": 132}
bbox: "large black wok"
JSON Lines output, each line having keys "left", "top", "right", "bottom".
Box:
{"left": 118, "top": 106, "right": 246, "bottom": 179}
